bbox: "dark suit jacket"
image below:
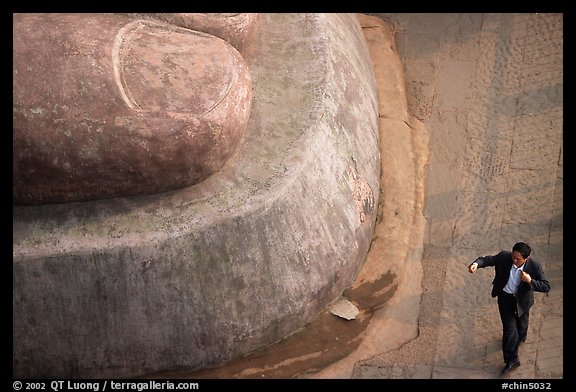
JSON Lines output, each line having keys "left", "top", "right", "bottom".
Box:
{"left": 472, "top": 251, "right": 551, "bottom": 316}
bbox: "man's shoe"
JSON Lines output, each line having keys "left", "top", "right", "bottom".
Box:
{"left": 501, "top": 361, "right": 521, "bottom": 374}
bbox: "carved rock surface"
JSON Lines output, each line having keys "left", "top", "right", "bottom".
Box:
{"left": 13, "top": 14, "right": 379, "bottom": 379}
{"left": 128, "top": 13, "right": 261, "bottom": 56}
{"left": 13, "top": 13, "right": 252, "bottom": 205}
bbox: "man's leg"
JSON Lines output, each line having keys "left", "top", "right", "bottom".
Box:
{"left": 517, "top": 310, "right": 530, "bottom": 343}
{"left": 498, "top": 294, "right": 520, "bottom": 364}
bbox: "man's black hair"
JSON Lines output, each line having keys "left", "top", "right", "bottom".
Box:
{"left": 513, "top": 242, "right": 532, "bottom": 259}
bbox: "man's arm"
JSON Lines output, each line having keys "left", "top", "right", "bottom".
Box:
{"left": 468, "top": 253, "right": 499, "bottom": 273}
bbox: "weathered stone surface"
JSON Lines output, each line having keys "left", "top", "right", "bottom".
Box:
{"left": 13, "top": 14, "right": 380, "bottom": 378}
{"left": 348, "top": 12, "right": 562, "bottom": 380}
{"left": 127, "top": 13, "right": 261, "bottom": 56}
{"left": 357, "top": 13, "right": 408, "bottom": 120}
{"left": 13, "top": 13, "right": 252, "bottom": 205}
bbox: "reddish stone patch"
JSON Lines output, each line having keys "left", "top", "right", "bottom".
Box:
{"left": 13, "top": 14, "right": 252, "bottom": 205}
{"left": 128, "top": 13, "right": 262, "bottom": 57}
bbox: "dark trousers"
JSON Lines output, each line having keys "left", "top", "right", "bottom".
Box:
{"left": 497, "top": 292, "right": 529, "bottom": 364}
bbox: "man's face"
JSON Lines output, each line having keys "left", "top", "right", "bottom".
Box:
{"left": 512, "top": 251, "right": 527, "bottom": 267}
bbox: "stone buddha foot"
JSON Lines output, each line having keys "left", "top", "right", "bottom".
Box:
{"left": 13, "top": 13, "right": 253, "bottom": 205}
{"left": 13, "top": 14, "right": 381, "bottom": 379}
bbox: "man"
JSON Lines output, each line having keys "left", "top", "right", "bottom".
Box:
{"left": 468, "top": 242, "right": 550, "bottom": 374}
